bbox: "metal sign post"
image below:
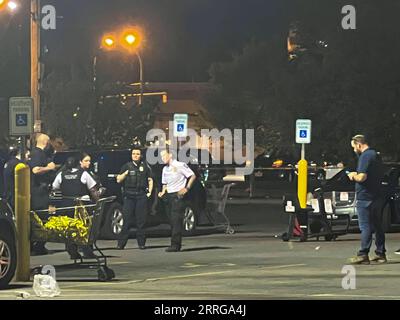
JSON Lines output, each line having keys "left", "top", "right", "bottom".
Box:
{"left": 295, "top": 119, "right": 312, "bottom": 209}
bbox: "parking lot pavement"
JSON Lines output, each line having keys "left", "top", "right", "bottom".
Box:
{"left": 2, "top": 231, "right": 400, "bottom": 300}
{"left": 2, "top": 202, "right": 400, "bottom": 300}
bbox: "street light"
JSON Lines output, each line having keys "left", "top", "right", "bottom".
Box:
{"left": 100, "top": 27, "right": 145, "bottom": 106}
{"left": 7, "top": 1, "right": 18, "bottom": 11}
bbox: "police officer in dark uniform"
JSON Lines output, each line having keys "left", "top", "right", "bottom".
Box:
{"left": 116, "top": 148, "right": 153, "bottom": 250}
{"left": 3, "top": 148, "right": 22, "bottom": 208}
{"left": 29, "top": 133, "right": 58, "bottom": 255}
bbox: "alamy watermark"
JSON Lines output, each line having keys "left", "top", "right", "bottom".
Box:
{"left": 341, "top": 265, "right": 356, "bottom": 290}
{"left": 146, "top": 122, "right": 254, "bottom": 176}
{"left": 41, "top": 5, "right": 57, "bottom": 31}
{"left": 341, "top": 5, "right": 356, "bottom": 30}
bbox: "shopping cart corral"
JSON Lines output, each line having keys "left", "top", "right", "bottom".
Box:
{"left": 205, "top": 183, "right": 235, "bottom": 234}
{"left": 30, "top": 196, "right": 116, "bottom": 281}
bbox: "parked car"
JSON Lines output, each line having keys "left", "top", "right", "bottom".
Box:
{"left": 308, "top": 164, "right": 400, "bottom": 232}
{"left": 53, "top": 147, "right": 209, "bottom": 240}
{"left": 0, "top": 199, "right": 17, "bottom": 289}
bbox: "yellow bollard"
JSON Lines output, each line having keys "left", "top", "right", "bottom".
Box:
{"left": 297, "top": 159, "right": 308, "bottom": 209}
{"left": 15, "top": 163, "right": 31, "bottom": 282}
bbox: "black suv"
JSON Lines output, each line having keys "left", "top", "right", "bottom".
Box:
{"left": 53, "top": 147, "right": 208, "bottom": 240}
{"left": 0, "top": 199, "right": 17, "bottom": 289}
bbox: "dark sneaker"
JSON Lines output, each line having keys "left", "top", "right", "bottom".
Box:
{"left": 139, "top": 245, "right": 146, "bottom": 250}
{"left": 66, "top": 244, "right": 82, "bottom": 260}
{"left": 165, "top": 246, "right": 181, "bottom": 252}
{"left": 395, "top": 249, "right": 400, "bottom": 255}
{"left": 31, "top": 243, "right": 49, "bottom": 256}
{"left": 80, "top": 246, "right": 98, "bottom": 259}
{"left": 117, "top": 240, "right": 127, "bottom": 250}
{"left": 349, "top": 255, "right": 370, "bottom": 265}
{"left": 371, "top": 254, "right": 387, "bottom": 263}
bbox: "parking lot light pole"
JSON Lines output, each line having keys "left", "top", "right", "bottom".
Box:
{"left": 31, "top": 0, "right": 41, "bottom": 131}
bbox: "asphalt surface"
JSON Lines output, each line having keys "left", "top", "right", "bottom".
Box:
{"left": 2, "top": 197, "right": 400, "bottom": 300}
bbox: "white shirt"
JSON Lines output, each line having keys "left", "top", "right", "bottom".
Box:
{"left": 52, "top": 169, "right": 97, "bottom": 191}
{"left": 162, "top": 160, "right": 195, "bottom": 193}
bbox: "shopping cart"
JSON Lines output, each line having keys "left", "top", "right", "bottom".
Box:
{"left": 30, "top": 196, "right": 116, "bottom": 281}
{"left": 205, "top": 183, "right": 235, "bottom": 234}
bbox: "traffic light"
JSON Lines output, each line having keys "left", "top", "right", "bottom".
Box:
{"left": 162, "top": 94, "right": 168, "bottom": 104}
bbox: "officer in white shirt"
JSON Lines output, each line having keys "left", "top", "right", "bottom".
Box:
{"left": 158, "top": 148, "right": 196, "bottom": 252}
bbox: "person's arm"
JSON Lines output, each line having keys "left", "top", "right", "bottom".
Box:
{"left": 116, "top": 164, "right": 129, "bottom": 184}
{"left": 178, "top": 174, "right": 196, "bottom": 196}
{"left": 348, "top": 153, "right": 370, "bottom": 183}
{"left": 147, "top": 177, "right": 153, "bottom": 197}
{"left": 32, "top": 162, "right": 56, "bottom": 175}
{"left": 158, "top": 184, "right": 167, "bottom": 198}
{"left": 52, "top": 172, "right": 62, "bottom": 191}
{"left": 348, "top": 172, "right": 367, "bottom": 182}
{"left": 177, "top": 163, "right": 196, "bottom": 196}
{"left": 83, "top": 171, "right": 100, "bottom": 202}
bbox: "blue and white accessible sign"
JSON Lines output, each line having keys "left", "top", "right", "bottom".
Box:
{"left": 173, "top": 113, "right": 188, "bottom": 138}
{"left": 296, "top": 119, "right": 312, "bottom": 144}
{"left": 9, "top": 97, "right": 33, "bottom": 136}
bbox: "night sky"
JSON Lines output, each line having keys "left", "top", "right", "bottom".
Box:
{"left": 38, "top": 0, "right": 290, "bottom": 82}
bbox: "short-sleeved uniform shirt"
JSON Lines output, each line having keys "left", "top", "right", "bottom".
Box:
{"left": 162, "top": 159, "right": 195, "bottom": 193}
{"left": 52, "top": 168, "right": 97, "bottom": 191}
{"left": 29, "top": 147, "right": 53, "bottom": 187}
{"left": 356, "top": 148, "right": 383, "bottom": 201}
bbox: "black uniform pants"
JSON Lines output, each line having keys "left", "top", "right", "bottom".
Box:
{"left": 120, "top": 193, "right": 148, "bottom": 246}
{"left": 164, "top": 193, "right": 185, "bottom": 249}
{"left": 31, "top": 185, "right": 49, "bottom": 252}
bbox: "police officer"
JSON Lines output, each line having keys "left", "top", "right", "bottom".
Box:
{"left": 29, "top": 133, "right": 58, "bottom": 255}
{"left": 158, "top": 147, "right": 196, "bottom": 252}
{"left": 117, "top": 148, "right": 153, "bottom": 250}
{"left": 52, "top": 157, "right": 100, "bottom": 259}
{"left": 3, "top": 148, "right": 22, "bottom": 208}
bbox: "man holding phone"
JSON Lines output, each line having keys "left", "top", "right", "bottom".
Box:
{"left": 347, "top": 135, "right": 386, "bottom": 264}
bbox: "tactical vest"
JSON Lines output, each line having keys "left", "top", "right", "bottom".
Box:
{"left": 123, "top": 161, "right": 148, "bottom": 195}
{"left": 60, "top": 169, "right": 88, "bottom": 198}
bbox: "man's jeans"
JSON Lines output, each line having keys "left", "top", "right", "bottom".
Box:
{"left": 356, "top": 198, "right": 386, "bottom": 256}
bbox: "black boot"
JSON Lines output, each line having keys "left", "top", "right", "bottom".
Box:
{"left": 117, "top": 239, "right": 128, "bottom": 250}
{"left": 66, "top": 243, "right": 81, "bottom": 260}
{"left": 80, "top": 245, "right": 98, "bottom": 259}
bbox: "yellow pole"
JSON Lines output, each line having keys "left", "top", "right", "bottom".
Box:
{"left": 15, "top": 163, "right": 31, "bottom": 282}
{"left": 297, "top": 159, "right": 308, "bottom": 209}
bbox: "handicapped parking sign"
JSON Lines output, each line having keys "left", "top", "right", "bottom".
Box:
{"left": 296, "top": 119, "right": 312, "bottom": 144}
{"left": 177, "top": 124, "right": 185, "bottom": 132}
{"left": 16, "top": 114, "right": 28, "bottom": 127}
{"left": 173, "top": 113, "right": 188, "bottom": 137}
{"left": 9, "top": 97, "right": 33, "bottom": 136}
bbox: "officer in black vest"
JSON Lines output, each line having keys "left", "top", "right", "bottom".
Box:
{"left": 52, "top": 157, "right": 100, "bottom": 259}
{"left": 117, "top": 148, "right": 153, "bottom": 250}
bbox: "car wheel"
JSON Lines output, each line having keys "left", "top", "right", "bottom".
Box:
{"left": 101, "top": 202, "right": 124, "bottom": 240}
{"left": 183, "top": 205, "right": 197, "bottom": 235}
{"left": 0, "top": 227, "right": 17, "bottom": 289}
